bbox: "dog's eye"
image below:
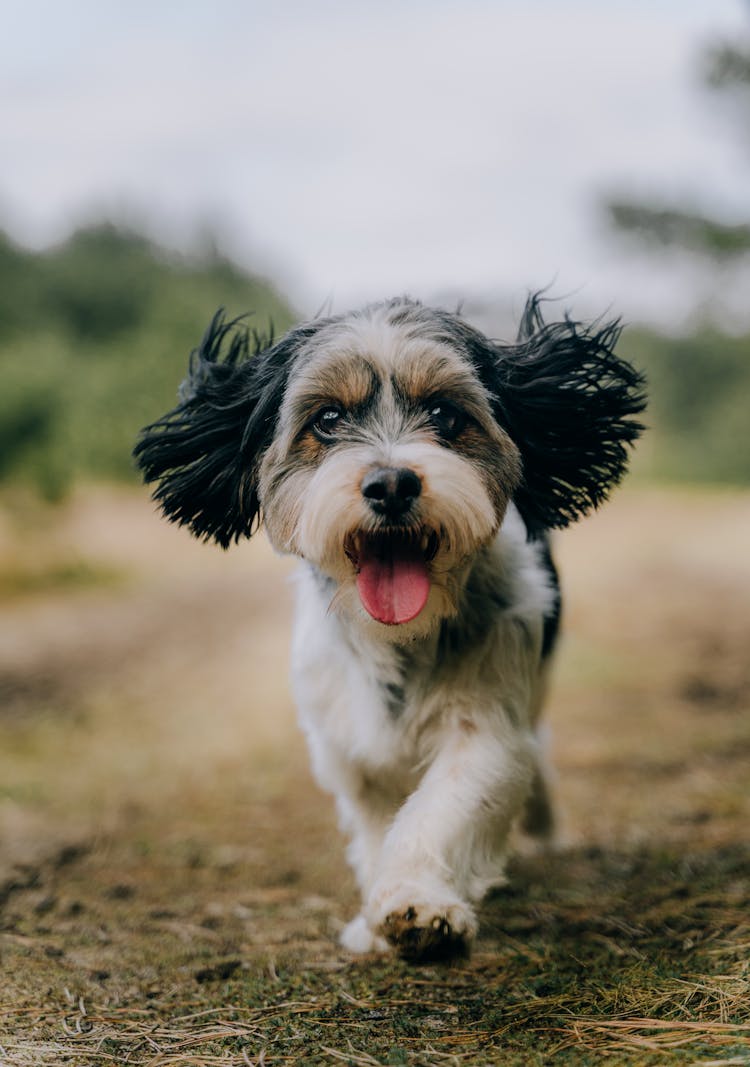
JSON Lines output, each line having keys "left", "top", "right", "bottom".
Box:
{"left": 311, "top": 405, "right": 344, "bottom": 442}
{"left": 425, "top": 400, "right": 466, "bottom": 440}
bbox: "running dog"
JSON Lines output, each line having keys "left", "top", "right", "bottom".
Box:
{"left": 134, "top": 295, "right": 645, "bottom": 961}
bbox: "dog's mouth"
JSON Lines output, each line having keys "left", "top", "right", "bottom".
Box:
{"left": 344, "top": 528, "right": 439, "bottom": 626}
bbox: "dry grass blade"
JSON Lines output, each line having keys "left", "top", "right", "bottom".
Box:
{"left": 565, "top": 1013, "right": 750, "bottom": 1055}
{"left": 318, "top": 1046, "right": 384, "bottom": 1066}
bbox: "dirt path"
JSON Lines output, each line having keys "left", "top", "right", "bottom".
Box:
{"left": 0, "top": 486, "right": 748, "bottom": 1065}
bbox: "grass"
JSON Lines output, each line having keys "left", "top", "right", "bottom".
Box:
{"left": 0, "top": 485, "right": 749, "bottom": 1066}
{"left": 1, "top": 840, "right": 748, "bottom": 1065}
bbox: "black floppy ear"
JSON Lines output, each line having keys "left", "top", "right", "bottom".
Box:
{"left": 492, "top": 295, "right": 646, "bottom": 535}
{"left": 133, "top": 310, "right": 315, "bottom": 548}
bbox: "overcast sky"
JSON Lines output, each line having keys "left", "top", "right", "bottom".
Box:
{"left": 2, "top": 0, "right": 748, "bottom": 325}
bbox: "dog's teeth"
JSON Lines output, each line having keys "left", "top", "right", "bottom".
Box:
{"left": 421, "top": 530, "right": 439, "bottom": 561}
{"left": 344, "top": 532, "right": 363, "bottom": 565}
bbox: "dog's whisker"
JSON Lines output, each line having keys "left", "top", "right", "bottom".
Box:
{"left": 326, "top": 585, "right": 347, "bottom": 617}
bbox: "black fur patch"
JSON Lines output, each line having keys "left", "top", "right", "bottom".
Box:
{"left": 494, "top": 296, "right": 647, "bottom": 535}
{"left": 381, "top": 679, "right": 407, "bottom": 719}
{"left": 133, "top": 310, "right": 323, "bottom": 547}
{"left": 537, "top": 535, "right": 562, "bottom": 660}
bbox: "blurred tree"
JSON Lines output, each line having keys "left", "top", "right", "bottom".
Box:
{"left": 43, "top": 224, "right": 157, "bottom": 342}
{"left": 602, "top": 8, "right": 750, "bottom": 487}
{"left": 606, "top": 6, "right": 750, "bottom": 263}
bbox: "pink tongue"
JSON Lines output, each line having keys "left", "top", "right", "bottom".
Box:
{"left": 356, "top": 541, "right": 431, "bottom": 625}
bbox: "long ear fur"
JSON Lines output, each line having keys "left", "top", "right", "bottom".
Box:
{"left": 491, "top": 295, "right": 647, "bottom": 535}
{"left": 133, "top": 310, "right": 318, "bottom": 548}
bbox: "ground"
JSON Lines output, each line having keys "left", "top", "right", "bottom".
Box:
{"left": 0, "top": 485, "right": 748, "bottom": 1066}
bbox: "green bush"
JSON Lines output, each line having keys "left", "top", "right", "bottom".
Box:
{"left": 620, "top": 328, "right": 750, "bottom": 485}
{"left": 0, "top": 223, "right": 294, "bottom": 497}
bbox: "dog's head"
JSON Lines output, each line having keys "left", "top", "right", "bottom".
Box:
{"left": 134, "top": 297, "right": 645, "bottom": 639}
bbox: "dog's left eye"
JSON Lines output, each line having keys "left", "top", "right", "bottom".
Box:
{"left": 425, "top": 400, "right": 466, "bottom": 440}
{"left": 311, "top": 405, "right": 344, "bottom": 441}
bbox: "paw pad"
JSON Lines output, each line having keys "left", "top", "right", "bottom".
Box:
{"left": 382, "top": 907, "right": 469, "bottom": 964}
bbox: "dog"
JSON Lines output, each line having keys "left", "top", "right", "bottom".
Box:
{"left": 134, "top": 295, "right": 645, "bottom": 962}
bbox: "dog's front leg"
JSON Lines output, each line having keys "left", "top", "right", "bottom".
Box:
{"left": 365, "top": 720, "right": 535, "bottom": 961}
{"left": 336, "top": 786, "right": 395, "bottom": 955}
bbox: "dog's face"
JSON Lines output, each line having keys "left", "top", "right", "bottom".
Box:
{"left": 257, "top": 307, "right": 522, "bottom": 637}
{"left": 134, "top": 296, "right": 645, "bottom": 636}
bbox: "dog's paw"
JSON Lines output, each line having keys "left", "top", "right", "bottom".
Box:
{"left": 381, "top": 905, "right": 472, "bottom": 963}
{"left": 340, "top": 913, "right": 389, "bottom": 955}
{"left": 368, "top": 886, "right": 476, "bottom": 963}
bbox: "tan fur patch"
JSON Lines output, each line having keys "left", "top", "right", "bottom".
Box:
{"left": 453, "top": 424, "right": 522, "bottom": 516}
{"left": 391, "top": 349, "right": 481, "bottom": 407}
{"left": 287, "top": 353, "right": 379, "bottom": 431}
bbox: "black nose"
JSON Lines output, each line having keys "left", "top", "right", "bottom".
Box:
{"left": 361, "top": 467, "right": 422, "bottom": 520}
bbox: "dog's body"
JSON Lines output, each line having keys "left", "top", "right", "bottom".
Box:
{"left": 291, "top": 502, "right": 559, "bottom": 956}
{"left": 135, "top": 296, "right": 645, "bottom": 961}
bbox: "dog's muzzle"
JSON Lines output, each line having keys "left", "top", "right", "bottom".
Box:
{"left": 349, "top": 467, "right": 430, "bottom": 625}
{"left": 346, "top": 470, "right": 437, "bottom": 626}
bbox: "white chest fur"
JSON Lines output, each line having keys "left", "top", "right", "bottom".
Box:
{"left": 289, "top": 507, "right": 555, "bottom": 797}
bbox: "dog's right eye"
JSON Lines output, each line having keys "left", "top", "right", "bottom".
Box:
{"left": 425, "top": 399, "right": 466, "bottom": 441}
{"left": 311, "top": 406, "right": 344, "bottom": 442}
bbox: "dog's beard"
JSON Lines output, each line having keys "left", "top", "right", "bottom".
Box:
{"left": 267, "top": 441, "right": 504, "bottom": 639}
